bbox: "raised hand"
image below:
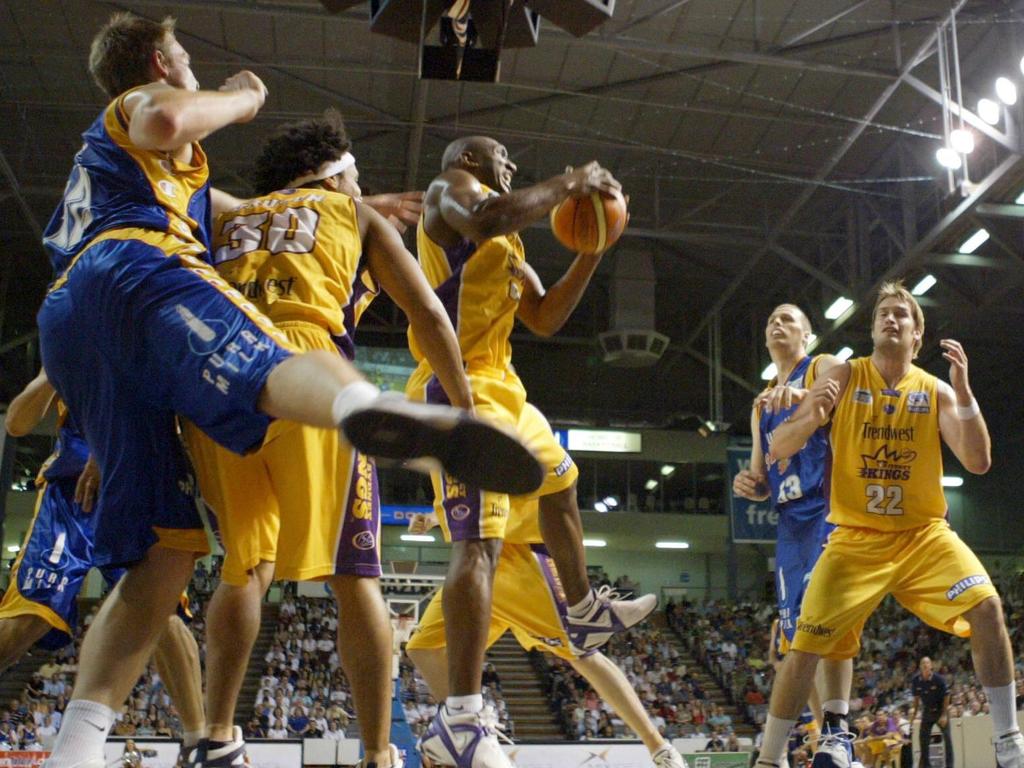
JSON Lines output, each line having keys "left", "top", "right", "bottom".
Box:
{"left": 219, "top": 71, "right": 268, "bottom": 120}
{"left": 733, "top": 468, "right": 769, "bottom": 501}
{"left": 564, "top": 162, "right": 622, "bottom": 198}
{"left": 940, "top": 338, "right": 972, "bottom": 399}
{"left": 362, "top": 191, "right": 425, "bottom": 234}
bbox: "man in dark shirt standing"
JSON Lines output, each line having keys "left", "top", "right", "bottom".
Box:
{"left": 911, "top": 657, "right": 953, "bottom": 767}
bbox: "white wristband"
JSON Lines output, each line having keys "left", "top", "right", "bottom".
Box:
{"left": 955, "top": 398, "right": 980, "bottom": 420}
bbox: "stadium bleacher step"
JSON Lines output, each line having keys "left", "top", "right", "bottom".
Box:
{"left": 485, "top": 633, "right": 566, "bottom": 741}
{"left": 236, "top": 603, "right": 281, "bottom": 724}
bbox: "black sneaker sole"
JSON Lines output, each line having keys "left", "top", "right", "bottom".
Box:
{"left": 342, "top": 406, "right": 545, "bottom": 495}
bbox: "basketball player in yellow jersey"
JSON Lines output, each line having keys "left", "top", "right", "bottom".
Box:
{"left": 753, "top": 282, "right": 1024, "bottom": 768}
{"left": 185, "top": 112, "right": 479, "bottom": 768}
{"left": 409, "top": 136, "right": 655, "bottom": 768}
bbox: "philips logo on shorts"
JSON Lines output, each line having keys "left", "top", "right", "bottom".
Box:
{"left": 946, "top": 574, "right": 989, "bottom": 601}
{"left": 853, "top": 389, "right": 873, "bottom": 405}
{"left": 907, "top": 391, "right": 931, "bottom": 414}
{"left": 450, "top": 504, "right": 472, "bottom": 521}
{"left": 352, "top": 531, "right": 376, "bottom": 551}
{"left": 554, "top": 455, "right": 574, "bottom": 477}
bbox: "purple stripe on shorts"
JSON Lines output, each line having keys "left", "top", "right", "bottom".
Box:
{"left": 334, "top": 452, "right": 382, "bottom": 577}
{"left": 442, "top": 474, "right": 483, "bottom": 542}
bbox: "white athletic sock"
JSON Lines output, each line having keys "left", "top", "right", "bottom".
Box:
{"left": 446, "top": 694, "right": 484, "bottom": 714}
{"left": 183, "top": 730, "right": 205, "bottom": 748}
{"left": 757, "top": 714, "right": 797, "bottom": 764}
{"left": 45, "top": 700, "right": 117, "bottom": 768}
{"left": 331, "top": 381, "right": 381, "bottom": 424}
{"left": 985, "top": 682, "right": 1018, "bottom": 736}
{"left": 822, "top": 699, "right": 849, "bottom": 715}
{"left": 568, "top": 590, "right": 598, "bottom": 619}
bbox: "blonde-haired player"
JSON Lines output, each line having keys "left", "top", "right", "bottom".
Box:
{"left": 753, "top": 282, "right": 1023, "bottom": 768}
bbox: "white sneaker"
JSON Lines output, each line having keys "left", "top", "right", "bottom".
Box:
{"left": 418, "top": 705, "right": 513, "bottom": 768}
{"left": 341, "top": 394, "right": 544, "bottom": 495}
{"left": 995, "top": 730, "right": 1024, "bottom": 768}
{"left": 810, "top": 730, "right": 854, "bottom": 768}
{"left": 565, "top": 587, "right": 657, "bottom": 652}
{"left": 652, "top": 744, "right": 688, "bottom": 767}
{"left": 197, "top": 726, "right": 248, "bottom": 768}
{"left": 358, "top": 744, "right": 404, "bottom": 768}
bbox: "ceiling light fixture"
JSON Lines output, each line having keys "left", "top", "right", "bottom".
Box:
{"left": 936, "top": 147, "right": 962, "bottom": 170}
{"left": 911, "top": 274, "right": 937, "bottom": 296}
{"left": 958, "top": 229, "right": 989, "bottom": 254}
{"left": 824, "top": 296, "right": 854, "bottom": 320}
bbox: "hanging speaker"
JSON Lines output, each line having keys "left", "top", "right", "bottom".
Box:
{"left": 369, "top": 0, "right": 450, "bottom": 43}
{"left": 472, "top": 1, "right": 541, "bottom": 49}
{"left": 526, "top": 0, "right": 615, "bottom": 37}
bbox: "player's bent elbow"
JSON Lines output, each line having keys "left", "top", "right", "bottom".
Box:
{"left": 132, "top": 105, "right": 185, "bottom": 150}
{"left": 966, "top": 454, "right": 992, "bottom": 475}
{"left": 4, "top": 412, "right": 32, "bottom": 437}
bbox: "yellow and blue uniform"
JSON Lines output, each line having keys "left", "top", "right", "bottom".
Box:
{"left": 37, "top": 87, "right": 294, "bottom": 567}
{"left": 791, "top": 357, "right": 996, "bottom": 659}
{"left": 758, "top": 355, "right": 833, "bottom": 650}
{"left": 185, "top": 189, "right": 383, "bottom": 585}
{"left": 406, "top": 192, "right": 577, "bottom": 542}
{"left": 407, "top": 405, "right": 583, "bottom": 662}
{"left": 0, "top": 404, "right": 191, "bottom": 648}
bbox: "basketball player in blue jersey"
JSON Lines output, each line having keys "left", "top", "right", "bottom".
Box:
{"left": 36, "top": 15, "right": 540, "bottom": 768}
{"left": 409, "top": 136, "right": 655, "bottom": 768}
{"left": 1, "top": 369, "right": 206, "bottom": 762}
{"left": 733, "top": 304, "right": 857, "bottom": 768}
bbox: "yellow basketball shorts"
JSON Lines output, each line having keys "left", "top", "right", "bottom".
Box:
{"left": 792, "top": 520, "right": 997, "bottom": 659}
{"left": 407, "top": 540, "right": 579, "bottom": 662}
{"left": 407, "top": 367, "right": 578, "bottom": 542}
{"left": 185, "top": 321, "right": 381, "bottom": 586}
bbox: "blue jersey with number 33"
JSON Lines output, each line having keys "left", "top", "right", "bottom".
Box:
{"left": 759, "top": 355, "right": 829, "bottom": 537}
{"left": 42, "top": 86, "right": 212, "bottom": 275}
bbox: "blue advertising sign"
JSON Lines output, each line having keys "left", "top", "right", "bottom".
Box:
{"left": 726, "top": 446, "right": 778, "bottom": 543}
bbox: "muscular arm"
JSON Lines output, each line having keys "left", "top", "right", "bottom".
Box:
{"left": 357, "top": 200, "right": 473, "bottom": 411}
{"left": 429, "top": 169, "right": 573, "bottom": 244}
{"left": 5, "top": 369, "right": 56, "bottom": 437}
{"left": 515, "top": 257, "right": 602, "bottom": 337}
{"left": 937, "top": 380, "right": 991, "bottom": 474}
{"left": 733, "top": 407, "right": 770, "bottom": 501}
{"left": 123, "top": 76, "right": 265, "bottom": 153}
{"left": 210, "top": 187, "right": 249, "bottom": 218}
{"left": 771, "top": 357, "right": 850, "bottom": 461}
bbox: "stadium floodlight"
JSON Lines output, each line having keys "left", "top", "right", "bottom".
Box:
{"left": 936, "top": 147, "right": 962, "bottom": 170}
{"left": 655, "top": 541, "right": 690, "bottom": 550}
{"left": 806, "top": 332, "right": 819, "bottom": 352}
{"left": 835, "top": 347, "right": 854, "bottom": 362}
{"left": 996, "top": 77, "right": 1018, "bottom": 106}
{"left": 6, "top": 545, "right": 21, "bottom": 553}
{"left": 594, "top": 501, "right": 608, "bottom": 513}
{"left": 760, "top": 362, "right": 778, "bottom": 381}
{"left": 949, "top": 128, "right": 975, "bottom": 154}
{"left": 645, "top": 479, "right": 658, "bottom": 491}
{"left": 824, "top": 296, "right": 854, "bottom": 320}
{"left": 911, "top": 274, "right": 937, "bottom": 296}
{"left": 660, "top": 464, "right": 676, "bottom": 477}
{"left": 941, "top": 476, "right": 964, "bottom": 487}
{"left": 978, "top": 98, "right": 1000, "bottom": 125}
{"left": 1015, "top": 189, "right": 1024, "bottom": 205}
{"left": 400, "top": 534, "right": 435, "bottom": 543}
{"left": 603, "top": 496, "right": 619, "bottom": 508}
{"left": 583, "top": 539, "right": 607, "bottom": 548}
{"left": 958, "top": 229, "right": 989, "bottom": 254}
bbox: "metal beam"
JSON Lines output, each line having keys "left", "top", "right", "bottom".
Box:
{"left": 781, "top": 0, "right": 874, "bottom": 48}
{"left": 810, "top": 153, "right": 1024, "bottom": 351}
{"left": 926, "top": 252, "right": 1021, "bottom": 269}
{"left": 0, "top": 148, "right": 43, "bottom": 241}
{"left": 903, "top": 74, "right": 1019, "bottom": 153}
{"left": 975, "top": 202, "right": 1024, "bottom": 220}
{"left": 769, "top": 245, "right": 850, "bottom": 294}
{"left": 679, "top": 9, "right": 961, "bottom": 352}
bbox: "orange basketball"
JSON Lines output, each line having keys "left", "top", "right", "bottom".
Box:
{"left": 550, "top": 190, "right": 628, "bottom": 255}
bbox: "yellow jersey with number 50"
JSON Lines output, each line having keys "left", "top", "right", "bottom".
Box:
{"left": 210, "top": 189, "right": 376, "bottom": 360}
{"left": 828, "top": 356, "right": 946, "bottom": 531}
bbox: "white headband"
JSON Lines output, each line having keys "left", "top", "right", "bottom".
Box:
{"left": 287, "top": 152, "right": 356, "bottom": 188}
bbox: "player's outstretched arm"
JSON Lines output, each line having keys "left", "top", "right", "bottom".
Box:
{"left": 357, "top": 200, "right": 473, "bottom": 412}
{"left": 124, "top": 71, "right": 267, "bottom": 152}
{"left": 5, "top": 368, "right": 56, "bottom": 437}
{"left": 734, "top": 408, "right": 770, "bottom": 501}
{"left": 771, "top": 360, "right": 850, "bottom": 461}
{"left": 432, "top": 163, "right": 620, "bottom": 243}
{"left": 936, "top": 339, "right": 991, "bottom": 474}
{"left": 515, "top": 257, "right": 601, "bottom": 337}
